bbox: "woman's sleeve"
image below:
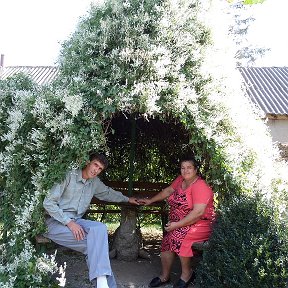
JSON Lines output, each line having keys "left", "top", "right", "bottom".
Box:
{"left": 192, "top": 181, "right": 213, "bottom": 204}
{"left": 171, "top": 175, "right": 183, "bottom": 190}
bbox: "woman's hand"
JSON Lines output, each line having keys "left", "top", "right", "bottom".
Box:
{"left": 137, "top": 198, "right": 153, "bottom": 206}
{"left": 164, "top": 221, "right": 179, "bottom": 232}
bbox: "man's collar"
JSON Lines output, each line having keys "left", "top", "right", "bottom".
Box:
{"left": 76, "top": 168, "right": 94, "bottom": 184}
{"left": 76, "top": 168, "right": 86, "bottom": 183}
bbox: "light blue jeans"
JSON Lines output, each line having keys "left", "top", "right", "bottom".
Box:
{"left": 44, "top": 217, "right": 117, "bottom": 288}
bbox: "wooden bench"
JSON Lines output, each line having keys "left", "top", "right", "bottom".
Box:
{"left": 36, "top": 181, "right": 211, "bottom": 250}
{"left": 36, "top": 181, "right": 168, "bottom": 244}
{"left": 192, "top": 240, "right": 209, "bottom": 252}
{"left": 36, "top": 236, "right": 208, "bottom": 254}
{"left": 35, "top": 234, "right": 51, "bottom": 244}
{"left": 86, "top": 181, "right": 169, "bottom": 231}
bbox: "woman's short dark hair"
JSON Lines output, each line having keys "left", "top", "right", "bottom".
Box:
{"left": 180, "top": 155, "right": 200, "bottom": 170}
{"left": 89, "top": 152, "right": 109, "bottom": 169}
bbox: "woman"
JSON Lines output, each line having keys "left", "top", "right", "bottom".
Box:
{"left": 140, "top": 156, "right": 215, "bottom": 288}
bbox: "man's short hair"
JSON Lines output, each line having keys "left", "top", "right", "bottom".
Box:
{"left": 89, "top": 152, "right": 109, "bottom": 169}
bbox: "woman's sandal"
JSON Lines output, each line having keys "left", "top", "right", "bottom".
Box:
{"left": 149, "top": 276, "right": 170, "bottom": 287}
{"left": 173, "top": 271, "right": 196, "bottom": 288}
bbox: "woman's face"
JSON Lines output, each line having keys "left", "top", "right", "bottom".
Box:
{"left": 180, "top": 161, "right": 198, "bottom": 181}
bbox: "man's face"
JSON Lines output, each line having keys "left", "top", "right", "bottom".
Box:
{"left": 83, "top": 159, "right": 105, "bottom": 179}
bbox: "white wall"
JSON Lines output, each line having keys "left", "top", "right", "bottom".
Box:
{"left": 266, "top": 118, "right": 288, "bottom": 144}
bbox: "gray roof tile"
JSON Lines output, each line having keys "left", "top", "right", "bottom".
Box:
{"left": 238, "top": 67, "right": 288, "bottom": 117}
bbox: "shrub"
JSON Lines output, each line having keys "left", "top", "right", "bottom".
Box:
{"left": 197, "top": 195, "right": 288, "bottom": 287}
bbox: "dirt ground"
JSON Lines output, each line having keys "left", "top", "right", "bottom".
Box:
{"left": 51, "top": 229, "right": 200, "bottom": 288}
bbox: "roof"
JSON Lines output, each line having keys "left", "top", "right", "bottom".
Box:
{"left": 0, "top": 66, "right": 59, "bottom": 85}
{"left": 238, "top": 67, "right": 288, "bottom": 118}
{"left": 1, "top": 65, "right": 287, "bottom": 118}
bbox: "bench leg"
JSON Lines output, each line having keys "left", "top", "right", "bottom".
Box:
{"left": 161, "top": 212, "right": 168, "bottom": 235}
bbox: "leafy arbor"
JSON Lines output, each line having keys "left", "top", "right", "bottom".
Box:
{"left": 0, "top": 0, "right": 287, "bottom": 287}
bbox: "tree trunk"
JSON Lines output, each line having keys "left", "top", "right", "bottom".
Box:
{"left": 111, "top": 206, "right": 142, "bottom": 261}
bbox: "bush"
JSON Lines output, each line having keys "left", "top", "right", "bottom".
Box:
{"left": 197, "top": 195, "right": 288, "bottom": 288}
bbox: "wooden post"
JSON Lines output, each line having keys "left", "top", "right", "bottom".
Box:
{"left": 127, "top": 117, "right": 136, "bottom": 196}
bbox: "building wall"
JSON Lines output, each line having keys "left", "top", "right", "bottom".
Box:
{"left": 267, "top": 119, "right": 288, "bottom": 144}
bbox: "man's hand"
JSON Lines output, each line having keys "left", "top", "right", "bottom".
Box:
{"left": 67, "top": 220, "right": 86, "bottom": 241}
{"left": 128, "top": 197, "right": 140, "bottom": 205}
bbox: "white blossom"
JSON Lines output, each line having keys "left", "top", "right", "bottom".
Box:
{"left": 36, "top": 251, "right": 58, "bottom": 274}
{"left": 56, "top": 262, "right": 67, "bottom": 287}
{"left": 1, "top": 109, "right": 24, "bottom": 142}
{"left": 0, "top": 276, "right": 17, "bottom": 288}
{"left": 123, "top": 0, "right": 131, "bottom": 8}
{"left": 14, "top": 191, "right": 40, "bottom": 228}
{"left": 31, "top": 97, "right": 50, "bottom": 118}
{"left": 62, "top": 94, "right": 84, "bottom": 117}
{"left": 0, "top": 152, "right": 13, "bottom": 173}
{"left": 60, "top": 133, "right": 72, "bottom": 147}
{"left": 44, "top": 112, "right": 73, "bottom": 133}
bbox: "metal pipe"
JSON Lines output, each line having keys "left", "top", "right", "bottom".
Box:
{"left": 0, "top": 54, "right": 4, "bottom": 67}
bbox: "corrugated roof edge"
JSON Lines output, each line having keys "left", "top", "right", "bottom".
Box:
{"left": 0, "top": 66, "right": 59, "bottom": 85}
{"left": 238, "top": 67, "right": 288, "bottom": 117}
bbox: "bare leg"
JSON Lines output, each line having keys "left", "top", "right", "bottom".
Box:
{"left": 159, "top": 251, "right": 176, "bottom": 281}
{"left": 179, "top": 256, "right": 192, "bottom": 282}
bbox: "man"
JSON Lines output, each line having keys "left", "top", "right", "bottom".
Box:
{"left": 43, "top": 153, "right": 139, "bottom": 288}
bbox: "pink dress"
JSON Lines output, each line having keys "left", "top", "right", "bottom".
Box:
{"left": 161, "top": 175, "right": 215, "bottom": 257}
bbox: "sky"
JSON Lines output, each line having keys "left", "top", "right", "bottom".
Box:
{"left": 0, "top": 0, "right": 95, "bottom": 66}
{"left": 247, "top": 0, "right": 288, "bottom": 66}
{"left": 0, "top": 0, "right": 287, "bottom": 67}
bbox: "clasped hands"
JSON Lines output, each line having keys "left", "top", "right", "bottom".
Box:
{"left": 136, "top": 197, "right": 153, "bottom": 206}
{"left": 128, "top": 197, "right": 154, "bottom": 206}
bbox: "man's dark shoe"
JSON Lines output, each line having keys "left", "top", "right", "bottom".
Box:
{"left": 149, "top": 277, "right": 170, "bottom": 287}
{"left": 173, "top": 271, "right": 196, "bottom": 288}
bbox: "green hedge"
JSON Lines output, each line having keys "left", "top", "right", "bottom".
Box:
{"left": 197, "top": 195, "right": 288, "bottom": 287}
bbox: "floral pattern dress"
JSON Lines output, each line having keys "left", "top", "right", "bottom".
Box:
{"left": 161, "top": 175, "right": 215, "bottom": 257}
